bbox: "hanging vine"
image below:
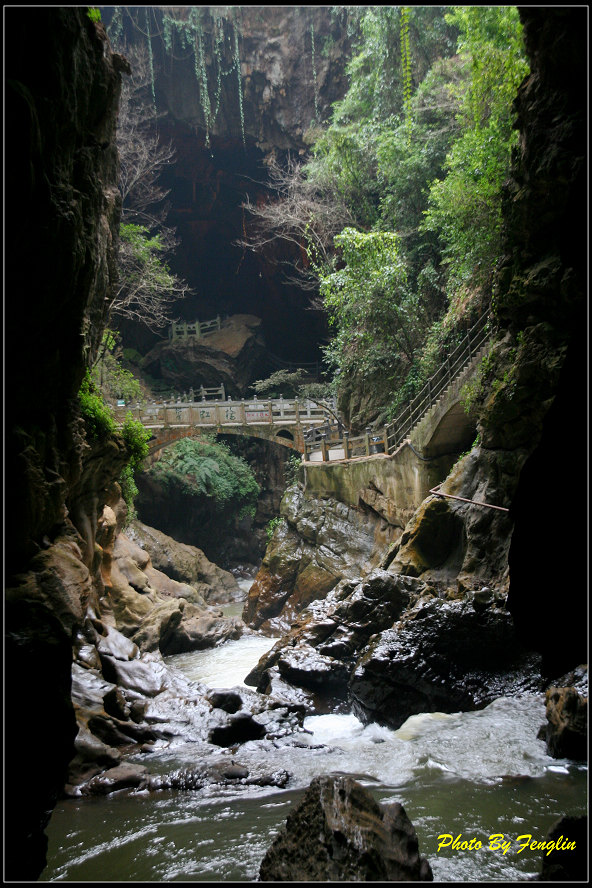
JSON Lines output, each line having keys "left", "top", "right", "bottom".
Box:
{"left": 108, "top": 7, "right": 245, "bottom": 150}
{"left": 311, "top": 17, "right": 320, "bottom": 124}
{"left": 400, "top": 6, "right": 413, "bottom": 145}
{"left": 232, "top": 7, "right": 246, "bottom": 148}
{"left": 143, "top": 7, "right": 157, "bottom": 111}
{"left": 107, "top": 6, "right": 124, "bottom": 45}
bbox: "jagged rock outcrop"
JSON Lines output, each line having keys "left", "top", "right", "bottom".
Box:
{"left": 537, "top": 673, "right": 588, "bottom": 762}
{"left": 97, "top": 513, "right": 243, "bottom": 655}
{"left": 67, "top": 617, "right": 303, "bottom": 796}
{"left": 246, "top": 569, "right": 542, "bottom": 727}
{"left": 5, "top": 9, "right": 125, "bottom": 879}
{"left": 140, "top": 314, "right": 267, "bottom": 397}
{"left": 125, "top": 520, "right": 241, "bottom": 604}
{"left": 259, "top": 775, "right": 433, "bottom": 882}
{"left": 243, "top": 485, "right": 400, "bottom": 635}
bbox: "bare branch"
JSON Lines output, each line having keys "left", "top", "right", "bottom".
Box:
{"left": 111, "top": 44, "right": 191, "bottom": 330}
{"left": 236, "top": 154, "right": 358, "bottom": 292}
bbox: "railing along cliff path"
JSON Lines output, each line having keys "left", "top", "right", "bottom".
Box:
{"left": 114, "top": 393, "right": 338, "bottom": 454}
{"left": 117, "top": 312, "right": 492, "bottom": 460}
{"left": 304, "top": 312, "right": 492, "bottom": 462}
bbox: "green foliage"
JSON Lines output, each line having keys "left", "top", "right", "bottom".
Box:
{"left": 285, "top": 454, "right": 302, "bottom": 487}
{"left": 148, "top": 437, "right": 260, "bottom": 521}
{"left": 118, "top": 415, "right": 150, "bottom": 525}
{"left": 265, "top": 516, "right": 284, "bottom": 542}
{"left": 422, "top": 6, "right": 528, "bottom": 293}
{"left": 92, "top": 329, "right": 145, "bottom": 406}
{"left": 114, "top": 224, "right": 189, "bottom": 330}
{"left": 120, "top": 413, "right": 151, "bottom": 470}
{"left": 119, "top": 463, "right": 139, "bottom": 524}
{"left": 320, "top": 228, "right": 425, "bottom": 382}
{"left": 87, "top": 8, "right": 101, "bottom": 24}
{"left": 400, "top": 7, "right": 412, "bottom": 144}
{"left": 285, "top": 7, "right": 526, "bottom": 427}
{"left": 78, "top": 370, "right": 116, "bottom": 441}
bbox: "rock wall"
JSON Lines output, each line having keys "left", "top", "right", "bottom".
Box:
{"left": 112, "top": 6, "right": 353, "bottom": 155}
{"left": 5, "top": 9, "right": 125, "bottom": 880}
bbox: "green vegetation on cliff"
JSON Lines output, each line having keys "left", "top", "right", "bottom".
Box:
{"left": 246, "top": 6, "right": 528, "bottom": 428}
{"left": 78, "top": 368, "right": 151, "bottom": 521}
{"left": 147, "top": 437, "right": 260, "bottom": 521}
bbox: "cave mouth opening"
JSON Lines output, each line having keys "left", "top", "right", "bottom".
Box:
{"left": 121, "top": 119, "right": 328, "bottom": 366}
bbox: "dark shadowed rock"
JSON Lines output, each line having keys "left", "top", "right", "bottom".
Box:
{"left": 350, "top": 598, "right": 542, "bottom": 729}
{"left": 538, "top": 686, "right": 587, "bottom": 761}
{"left": 207, "top": 689, "right": 244, "bottom": 713}
{"left": 536, "top": 816, "right": 588, "bottom": 882}
{"left": 259, "top": 775, "right": 433, "bottom": 881}
{"left": 209, "top": 712, "right": 266, "bottom": 747}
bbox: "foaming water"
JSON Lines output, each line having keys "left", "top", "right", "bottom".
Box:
{"left": 165, "top": 635, "right": 277, "bottom": 689}
{"left": 42, "top": 637, "right": 587, "bottom": 882}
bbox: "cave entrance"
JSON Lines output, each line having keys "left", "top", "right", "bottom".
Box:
{"left": 126, "top": 121, "right": 327, "bottom": 368}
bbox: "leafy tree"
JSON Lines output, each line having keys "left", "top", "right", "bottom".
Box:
{"left": 78, "top": 369, "right": 117, "bottom": 441}
{"left": 250, "top": 368, "right": 342, "bottom": 425}
{"left": 118, "top": 413, "right": 152, "bottom": 522}
{"left": 91, "top": 328, "right": 145, "bottom": 405}
{"left": 319, "top": 228, "right": 427, "bottom": 381}
{"left": 111, "top": 223, "right": 189, "bottom": 331}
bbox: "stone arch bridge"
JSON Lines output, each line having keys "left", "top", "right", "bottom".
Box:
{"left": 114, "top": 397, "right": 336, "bottom": 456}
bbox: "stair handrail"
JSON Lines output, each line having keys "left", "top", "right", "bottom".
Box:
{"left": 385, "top": 311, "right": 493, "bottom": 454}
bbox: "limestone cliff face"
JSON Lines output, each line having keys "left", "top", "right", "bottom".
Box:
{"left": 114, "top": 6, "right": 353, "bottom": 155}
{"left": 5, "top": 9, "right": 125, "bottom": 880}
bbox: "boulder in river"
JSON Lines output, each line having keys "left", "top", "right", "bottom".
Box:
{"left": 538, "top": 684, "right": 587, "bottom": 761}
{"left": 258, "top": 774, "right": 433, "bottom": 881}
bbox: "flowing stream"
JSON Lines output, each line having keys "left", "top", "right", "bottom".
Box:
{"left": 41, "top": 585, "right": 587, "bottom": 883}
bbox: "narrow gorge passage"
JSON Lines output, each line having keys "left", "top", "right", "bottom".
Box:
{"left": 5, "top": 6, "right": 586, "bottom": 884}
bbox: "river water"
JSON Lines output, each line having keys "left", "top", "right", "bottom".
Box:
{"left": 41, "top": 596, "right": 587, "bottom": 883}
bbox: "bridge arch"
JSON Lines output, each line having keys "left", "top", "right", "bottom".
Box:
{"left": 147, "top": 424, "right": 303, "bottom": 458}
{"left": 418, "top": 400, "right": 477, "bottom": 458}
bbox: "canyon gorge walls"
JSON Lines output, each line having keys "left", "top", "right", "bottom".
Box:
{"left": 3, "top": 6, "right": 587, "bottom": 880}
{"left": 5, "top": 9, "right": 125, "bottom": 879}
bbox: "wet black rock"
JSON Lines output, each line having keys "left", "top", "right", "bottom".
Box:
{"left": 536, "top": 815, "right": 588, "bottom": 882}
{"left": 207, "top": 689, "right": 244, "bottom": 713}
{"left": 350, "top": 598, "right": 542, "bottom": 730}
{"left": 259, "top": 775, "right": 433, "bottom": 881}
{"left": 209, "top": 712, "right": 267, "bottom": 747}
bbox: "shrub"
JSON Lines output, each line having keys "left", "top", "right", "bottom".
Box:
{"left": 78, "top": 370, "right": 116, "bottom": 440}
{"left": 148, "top": 437, "right": 260, "bottom": 521}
